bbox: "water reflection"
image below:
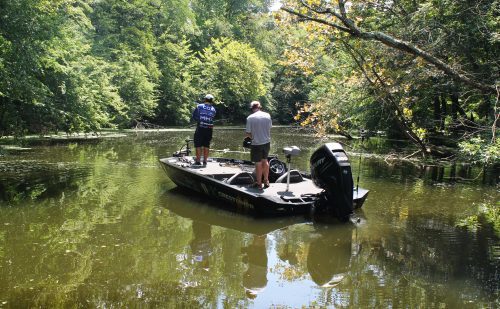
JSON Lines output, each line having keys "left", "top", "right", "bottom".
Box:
{"left": 362, "top": 157, "right": 498, "bottom": 186}
{"left": 190, "top": 221, "right": 212, "bottom": 271}
{"left": 165, "top": 187, "right": 306, "bottom": 235}
{"left": 0, "top": 130, "right": 497, "bottom": 308}
{"left": 242, "top": 235, "right": 268, "bottom": 298}
{"left": 307, "top": 226, "right": 352, "bottom": 287}
{"left": 0, "top": 162, "right": 89, "bottom": 203}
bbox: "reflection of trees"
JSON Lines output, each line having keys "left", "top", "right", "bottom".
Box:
{"left": 0, "top": 131, "right": 497, "bottom": 307}
{"left": 0, "top": 134, "right": 246, "bottom": 307}
{"left": 362, "top": 157, "right": 497, "bottom": 186}
{"left": 344, "top": 185, "right": 499, "bottom": 308}
{"left": 274, "top": 224, "right": 354, "bottom": 286}
{"left": 0, "top": 162, "right": 89, "bottom": 203}
{"left": 272, "top": 212, "right": 497, "bottom": 307}
{"left": 349, "top": 215, "right": 499, "bottom": 307}
{"left": 274, "top": 225, "right": 310, "bottom": 282}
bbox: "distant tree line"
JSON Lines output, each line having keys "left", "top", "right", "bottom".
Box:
{"left": 0, "top": 0, "right": 277, "bottom": 135}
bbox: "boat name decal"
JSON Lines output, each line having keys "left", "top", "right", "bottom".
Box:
{"left": 218, "top": 192, "right": 254, "bottom": 210}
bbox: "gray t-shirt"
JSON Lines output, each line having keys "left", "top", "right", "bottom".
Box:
{"left": 246, "top": 110, "right": 272, "bottom": 145}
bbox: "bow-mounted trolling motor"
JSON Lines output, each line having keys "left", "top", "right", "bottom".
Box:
{"left": 173, "top": 139, "right": 193, "bottom": 157}
{"left": 310, "top": 143, "right": 354, "bottom": 222}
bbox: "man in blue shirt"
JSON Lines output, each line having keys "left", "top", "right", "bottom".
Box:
{"left": 192, "top": 94, "right": 216, "bottom": 166}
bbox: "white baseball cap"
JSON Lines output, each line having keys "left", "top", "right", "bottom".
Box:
{"left": 205, "top": 94, "right": 214, "bottom": 100}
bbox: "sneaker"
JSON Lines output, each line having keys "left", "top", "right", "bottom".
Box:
{"left": 193, "top": 161, "right": 202, "bottom": 166}
{"left": 203, "top": 161, "right": 207, "bottom": 166}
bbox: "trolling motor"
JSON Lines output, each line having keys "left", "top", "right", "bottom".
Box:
{"left": 310, "top": 143, "right": 354, "bottom": 221}
{"left": 173, "top": 139, "right": 193, "bottom": 157}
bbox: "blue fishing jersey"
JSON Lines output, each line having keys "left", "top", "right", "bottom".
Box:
{"left": 192, "top": 103, "right": 216, "bottom": 128}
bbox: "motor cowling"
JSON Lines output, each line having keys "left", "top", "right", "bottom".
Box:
{"left": 310, "top": 143, "right": 354, "bottom": 220}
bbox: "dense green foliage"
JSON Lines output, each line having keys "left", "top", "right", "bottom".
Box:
{"left": 0, "top": 0, "right": 498, "bottom": 163}
{"left": 280, "top": 0, "right": 498, "bottom": 163}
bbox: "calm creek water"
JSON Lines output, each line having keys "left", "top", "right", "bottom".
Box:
{"left": 0, "top": 128, "right": 498, "bottom": 308}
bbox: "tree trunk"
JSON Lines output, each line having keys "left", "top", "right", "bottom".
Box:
{"left": 478, "top": 93, "right": 493, "bottom": 120}
{"left": 440, "top": 95, "right": 447, "bottom": 130}
{"left": 451, "top": 92, "right": 467, "bottom": 120}
{"left": 433, "top": 95, "right": 441, "bottom": 130}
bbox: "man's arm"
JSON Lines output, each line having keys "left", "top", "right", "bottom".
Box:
{"left": 192, "top": 106, "right": 199, "bottom": 122}
{"left": 245, "top": 118, "right": 252, "bottom": 139}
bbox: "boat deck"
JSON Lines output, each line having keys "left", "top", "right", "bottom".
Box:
{"left": 160, "top": 156, "right": 322, "bottom": 197}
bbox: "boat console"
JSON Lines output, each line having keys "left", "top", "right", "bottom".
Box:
{"left": 281, "top": 146, "right": 301, "bottom": 192}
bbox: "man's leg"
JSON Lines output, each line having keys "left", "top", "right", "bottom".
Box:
{"left": 203, "top": 147, "right": 209, "bottom": 164}
{"left": 195, "top": 147, "right": 201, "bottom": 163}
{"left": 261, "top": 158, "right": 269, "bottom": 185}
{"left": 255, "top": 161, "right": 263, "bottom": 186}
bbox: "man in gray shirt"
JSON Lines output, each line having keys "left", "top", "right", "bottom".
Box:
{"left": 245, "top": 101, "right": 272, "bottom": 190}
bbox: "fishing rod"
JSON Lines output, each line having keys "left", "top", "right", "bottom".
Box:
{"left": 211, "top": 148, "right": 249, "bottom": 154}
{"left": 355, "top": 129, "right": 366, "bottom": 192}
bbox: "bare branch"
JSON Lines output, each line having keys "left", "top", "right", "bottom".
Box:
{"left": 280, "top": 7, "right": 353, "bottom": 34}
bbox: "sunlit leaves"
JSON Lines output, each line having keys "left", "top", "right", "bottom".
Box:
{"left": 195, "top": 38, "right": 268, "bottom": 120}
{"left": 458, "top": 137, "right": 500, "bottom": 165}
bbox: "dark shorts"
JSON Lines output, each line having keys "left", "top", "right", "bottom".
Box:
{"left": 251, "top": 143, "right": 270, "bottom": 162}
{"left": 194, "top": 127, "right": 213, "bottom": 148}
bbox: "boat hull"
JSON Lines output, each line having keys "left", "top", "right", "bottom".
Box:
{"left": 159, "top": 157, "right": 369, "bottom": 218}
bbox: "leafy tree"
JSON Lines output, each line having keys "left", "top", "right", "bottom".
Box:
{"left": 189, "top": 0, "right": 272, "bottom": 51}
{"left": 0, "top": 0, "right": 61, "bottom": 135}
{"left": 153, "top": 36, "right": 198, "bottom": 125}
{"left": 195, "top": 38, "right": 269, "bottom": 122}
{"left": 279, "top": 0, "right": 499, "bottom": 160}
{"left": 0, "top": 0, "right": 123, "bottom": 135}
{"left": 41, "top": 1, "right": 124, "bottom": 133}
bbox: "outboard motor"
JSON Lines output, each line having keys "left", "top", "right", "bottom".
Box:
{"left": 310, "top": 143, "right": 354, "bottom": 221}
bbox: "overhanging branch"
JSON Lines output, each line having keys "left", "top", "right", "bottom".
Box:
{"left": 281, "top": 6, "right": 496, "bottom": 94}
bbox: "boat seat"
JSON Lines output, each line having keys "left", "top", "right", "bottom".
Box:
{"left": 226, "top": 172, "right": 255, "bottom": 185}
{"left": 275, "top": 170, "right": 304, "bottom": 183}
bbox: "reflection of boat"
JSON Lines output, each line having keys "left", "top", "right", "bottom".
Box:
{"left": 159, "top": 141, "right": 369, "bottom": 222}
{"left": 307, "top": 225, "right": 354, "bottom": 287}
{"left": 165, "top": 187, "right": 306, "bottom": 235}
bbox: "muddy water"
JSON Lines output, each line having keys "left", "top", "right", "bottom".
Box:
{"left": 0, "top": 128, "right": 498, "bottom": 308}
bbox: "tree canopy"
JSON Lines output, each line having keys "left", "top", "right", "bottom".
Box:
{"left": 0, "top": 0, "right": 498, "bottom": 163}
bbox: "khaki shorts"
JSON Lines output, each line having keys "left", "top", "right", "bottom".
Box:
{"left": 250, "top": 143, "right": 270, "bottom": 162}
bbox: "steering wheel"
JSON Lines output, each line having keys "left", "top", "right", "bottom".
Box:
{"left": 269, "top": 158, "right": 286, "bottom": 175}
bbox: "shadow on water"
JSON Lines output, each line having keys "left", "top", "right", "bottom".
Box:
{"left": 360, "top": 157, "right": 498, "bottom": 186}
{"left": 0, "top": 162, "right": 90, "bottom": 203}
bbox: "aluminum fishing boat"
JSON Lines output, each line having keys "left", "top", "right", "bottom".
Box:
{"left": 159, "top": 140, "right": 369, "bottom": 222}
